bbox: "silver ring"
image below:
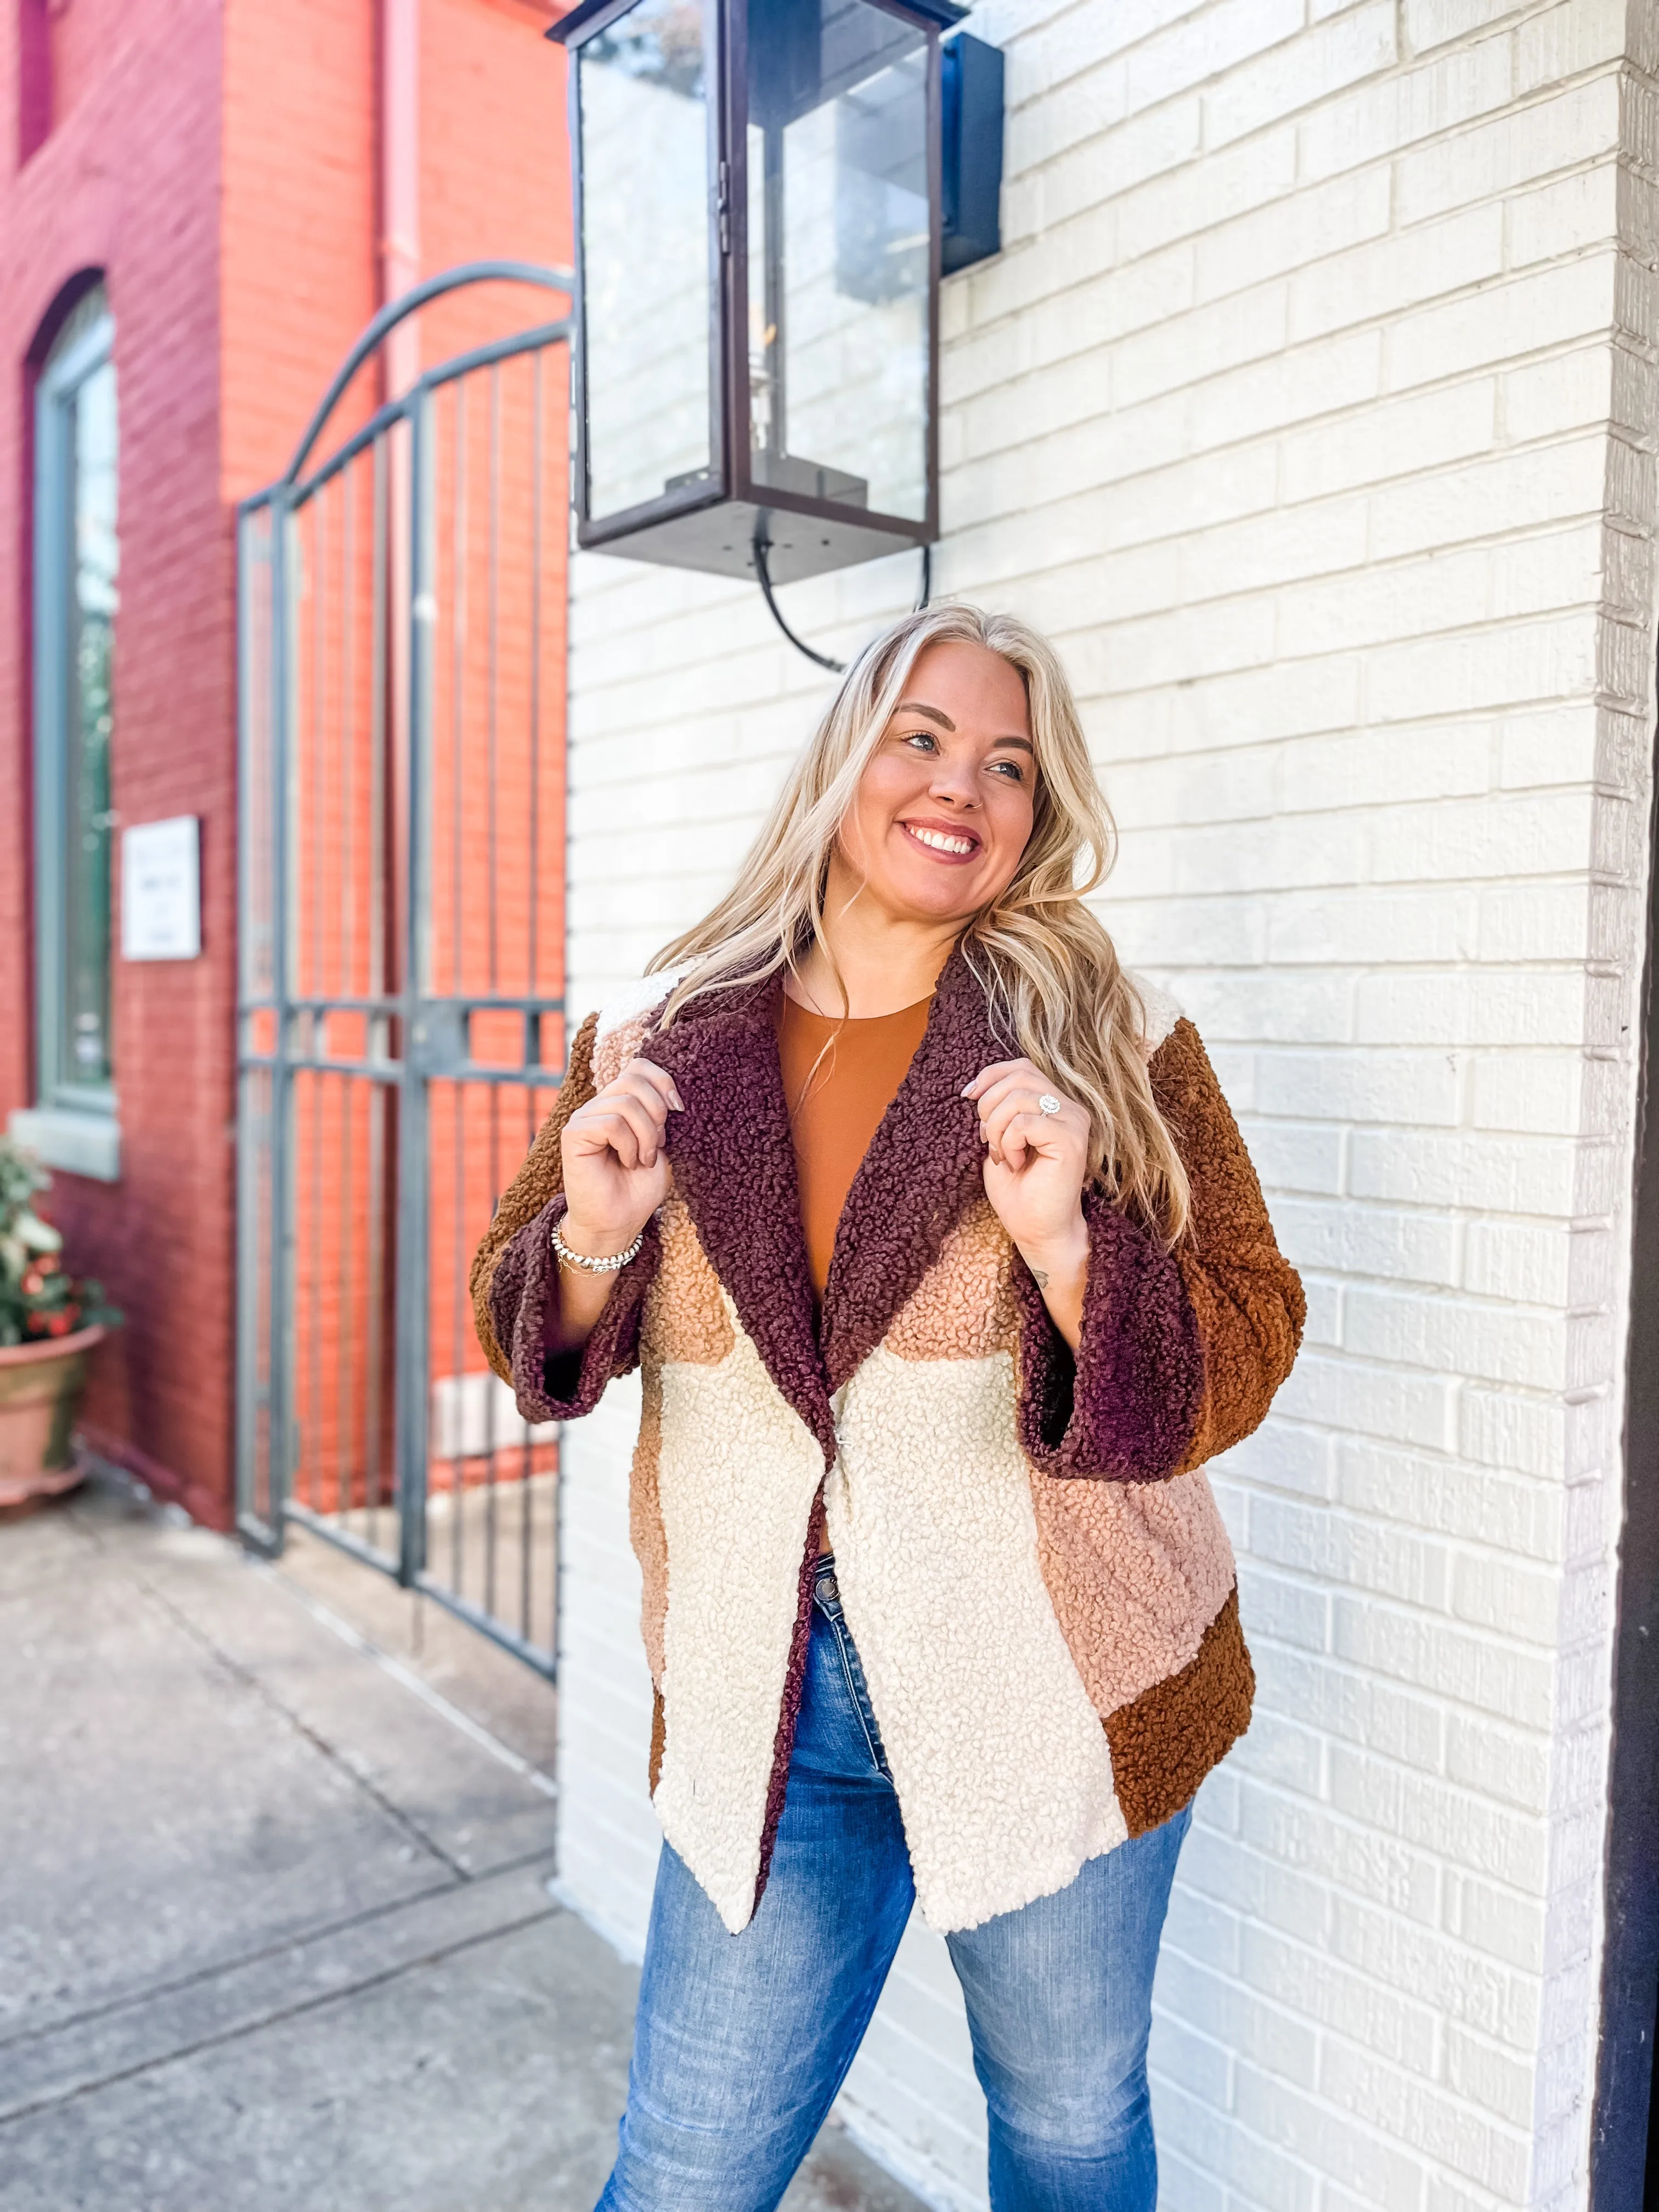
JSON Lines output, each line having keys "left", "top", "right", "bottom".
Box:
{"left": 1038, "top": 1093, "right": 1063, "bottom": 1116}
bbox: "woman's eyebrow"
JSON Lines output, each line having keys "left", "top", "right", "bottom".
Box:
{"left": 895, "top": 699, "right": 956, "bottom": 730}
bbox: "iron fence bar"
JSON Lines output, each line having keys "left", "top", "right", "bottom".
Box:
{"left": 366, "top": 428, "right": 391, "bottom": 1543}
{"left": 448, "top": 381, "right": 468, "bottom": 1604}
{"left": 307, "top": 492, "right": 328, "bottom": 1515}
{"left": 338, "top": 469, "right": 358, "bottom": 1524}
{"left": 524, "top": 348, "right": 545, "bottom": 1640}
{"left": 240, "top": 992, "right": 566, "bottom": 1014}
{"left": 234, "top": 505, "right": 276, "bottom": 1548}
{"left": 291, "top": 395, "right": 409, "bottom": 506}
{"left": 413, "top": 1569, "right": 556, "bottom": 1679}
{"left": 241, "top": 1054, "right": 569, "bottom": 1087}
{"left": 394, "top": 382, "right": 436, "bottom": 1592}
{"left": 420, "top": 318, "right": 572, "bottom": 393}
{"left": 281, "top": 262, "right": 572, "bottom": 486}
{"left": 267, "top": 486, "right": 297, "bottom": 1556}
{"left": 484, "top": 362, "right": 504, "bottom": 1610}
{"left": 285, "top": 1496, "right": 400, "bottom": 1577}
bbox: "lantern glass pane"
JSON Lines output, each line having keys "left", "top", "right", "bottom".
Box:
{"left": 747, "top": 0, "right": 928, "bottom": 523}
{"left": 579, "top": 0, "right": 714, "bottom": 520}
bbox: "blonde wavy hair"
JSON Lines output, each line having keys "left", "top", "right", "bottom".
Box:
{"left": 651, "top": 604, "right": 1191, "bottom": 1243}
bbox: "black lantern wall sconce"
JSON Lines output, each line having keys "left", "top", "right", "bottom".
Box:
{"left": 548, "top": 0, "right": 1003, "bottom": 665}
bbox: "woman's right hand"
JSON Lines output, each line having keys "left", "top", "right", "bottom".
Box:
{"left": 558, "top": 1057, "right": 682, "bottom": 1259}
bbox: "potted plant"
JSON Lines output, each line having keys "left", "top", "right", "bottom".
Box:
{"left": 0, "top": 1136, "right": 121, "bottom": 1510}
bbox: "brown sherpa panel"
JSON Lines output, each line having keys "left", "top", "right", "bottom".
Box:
{"left": 887, "top": 1198, "right": 1020, "bottom": 1363}
{"left": 1104, "top": 1584, "right": 1254, "bottom": 1836}
{"left": 632, "top": 1365, "right": 668, "bottom": 1683}
{"left": 1150, "top": 1020, "right": 1306, "bottom": 1474}
{"left": 470, "top": 1010, "right": 600, "bottom": 1381}
{"left": 649, "top": 1687, "right": 666, "bottom": 1797}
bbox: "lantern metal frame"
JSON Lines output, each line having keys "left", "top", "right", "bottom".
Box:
{"left": 552, "top": 0, "right": 963, "bottom": 586}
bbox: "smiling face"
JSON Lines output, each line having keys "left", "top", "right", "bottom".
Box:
{"left": 833, "top": 640, "right": 1037, "bottom": 930}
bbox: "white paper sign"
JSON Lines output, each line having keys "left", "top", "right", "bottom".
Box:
{"left": 122, "top": 816, "right": 201, "bottom": 961}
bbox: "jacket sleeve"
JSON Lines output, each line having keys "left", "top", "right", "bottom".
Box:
{"left": 469, "top": 1011, "right": 661, "bottom": 1421}
{"left": 1017, "top": 1017, "right": 1304, "bottom": 1481}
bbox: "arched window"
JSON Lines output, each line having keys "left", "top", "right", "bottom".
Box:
{"left": 23, "top": 281, "right": 120, "bottom": 1180}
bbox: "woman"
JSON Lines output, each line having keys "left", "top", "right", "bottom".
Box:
{"left": 472, "top": 605, "right": 1303, "bottom": 2211}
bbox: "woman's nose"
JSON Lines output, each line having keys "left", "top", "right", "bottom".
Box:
{"left": 928, "top": 761, "right": 979, "bottom": 808}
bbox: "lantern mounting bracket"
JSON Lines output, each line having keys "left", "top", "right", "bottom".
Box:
{"left": 753, "top": 535, "right": 933, "bottom": 674}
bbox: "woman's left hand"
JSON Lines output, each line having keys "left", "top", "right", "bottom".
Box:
{"left": 963, "top": 1060, "right": 1091, "bottom": 1326}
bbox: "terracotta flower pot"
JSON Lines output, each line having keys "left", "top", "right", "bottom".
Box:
{"left": 0, "top": 1323, "right": 106, "bottom": 1510}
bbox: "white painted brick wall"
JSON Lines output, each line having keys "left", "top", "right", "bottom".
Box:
{"left": 552, "top": 2, "right": 1657, "bottom": 2205}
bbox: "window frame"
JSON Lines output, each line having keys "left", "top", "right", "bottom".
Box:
{"left": 26, "top": 292, "right": 121, "bottom": 1178}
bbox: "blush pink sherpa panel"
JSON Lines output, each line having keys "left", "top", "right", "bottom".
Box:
{"left": 1028, "top": 1468, "right": 1238, "bottom": 1718}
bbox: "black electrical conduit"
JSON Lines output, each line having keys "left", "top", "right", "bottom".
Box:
{"left": 754, "top": 536, "right": 933, "bottom": 673}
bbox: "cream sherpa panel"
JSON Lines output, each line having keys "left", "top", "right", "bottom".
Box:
{"left": 652, "top": 1301, "right": 825, "bottom": 1935}
{"left": 1028, "top": 1468, "right": 1238, "bottom": 1718}
{"left": 1124, "top": 967, "right": 1183, "bottom": 1056}
{"left": 827, "top": 1343, "right": 1126, "bottom": 1933}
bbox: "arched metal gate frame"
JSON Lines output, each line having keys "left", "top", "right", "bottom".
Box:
{"left": 235, "top": 263, "right": 573, "bottom": 1676}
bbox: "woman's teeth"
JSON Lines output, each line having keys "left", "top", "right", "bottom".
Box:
{"left": 906, "top": 825, "right": 977, "bottom": 855}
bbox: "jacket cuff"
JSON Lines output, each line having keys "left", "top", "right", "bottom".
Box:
{"left": 1015, "top": 1188, "right": 1205, "bottom": 1480}
{"left": 489, "top": 1194, "right": 656, "bottom": 1422}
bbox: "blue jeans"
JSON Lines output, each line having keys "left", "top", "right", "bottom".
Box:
{"left": 597, "top": 1557, "right": 1190, "bottom": 2212}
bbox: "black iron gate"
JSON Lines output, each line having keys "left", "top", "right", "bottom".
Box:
{"left": 235, "top": 263, "right": 573, "bottom": 1675}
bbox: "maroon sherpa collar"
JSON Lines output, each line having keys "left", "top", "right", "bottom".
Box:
{"left": 820, "top": 949, "right": 1004, "bottom": 1391}
{"left": 646, "top": 974, "right": 838, "bottom": 1464}
{"left": 645, "top": 949, "right": 1005, "bottom": 1453}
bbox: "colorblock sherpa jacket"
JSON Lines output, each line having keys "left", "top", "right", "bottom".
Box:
{"left": 471, "top": 951, "right": 1305, "bottom": 1937}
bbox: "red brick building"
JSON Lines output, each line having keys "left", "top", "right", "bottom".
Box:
{"left": 2, "top": 0, "right": 571, "bottom": 1527}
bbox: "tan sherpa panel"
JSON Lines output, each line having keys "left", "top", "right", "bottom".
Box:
{"left": 591, "top": 1006, "right": 659, "bottom": 1092}
{"left": 1105, "top": 1584, "right": 1254, "bottom": 1835}
{"left": 1151, "top": 1019, "right": 1307, "bottom": 1476}
{"left": 469, "top": 1011, "right": 600, "bottom": 1382}
{"left": 828, "top": 1344, "right": 1125, "bottom": 1933}
{"left": 642, "top": 1199, "right": 735, "bottom": 1367}
{"left": 631, "top": 1364, "right": 668, "bottom": 1686}
{"left": 652, "top": 1321, "right": 825, "bottom": 1935}
{"left": 886, "top": 1198, "right": 1020, "bottom": 1363}
{"left": 1028, "top": 1464, "right": 1238, "bottom": 1719}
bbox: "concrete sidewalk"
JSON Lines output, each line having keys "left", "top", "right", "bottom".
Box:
{"left": 0, "top": 1474, "right": 924, "bottom": 2212}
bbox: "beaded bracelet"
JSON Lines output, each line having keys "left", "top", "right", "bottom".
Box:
{"left": 552, "top": 1221, "right": 645, "bottom": 1274}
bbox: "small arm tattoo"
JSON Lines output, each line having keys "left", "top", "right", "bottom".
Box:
{"left": 1029, "top": 1266, "right": 1049, "bottom": 1288}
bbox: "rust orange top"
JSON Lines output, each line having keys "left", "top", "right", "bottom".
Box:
{"left": 776, "top": 992, "right": 933, "bottom": 1301}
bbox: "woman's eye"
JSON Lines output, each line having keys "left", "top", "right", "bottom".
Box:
{"left": 990, "top": 759, "right": 1024, "bottom": 781}
{"left": 901, "top": 731, "right": 938, "bottom": 752}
